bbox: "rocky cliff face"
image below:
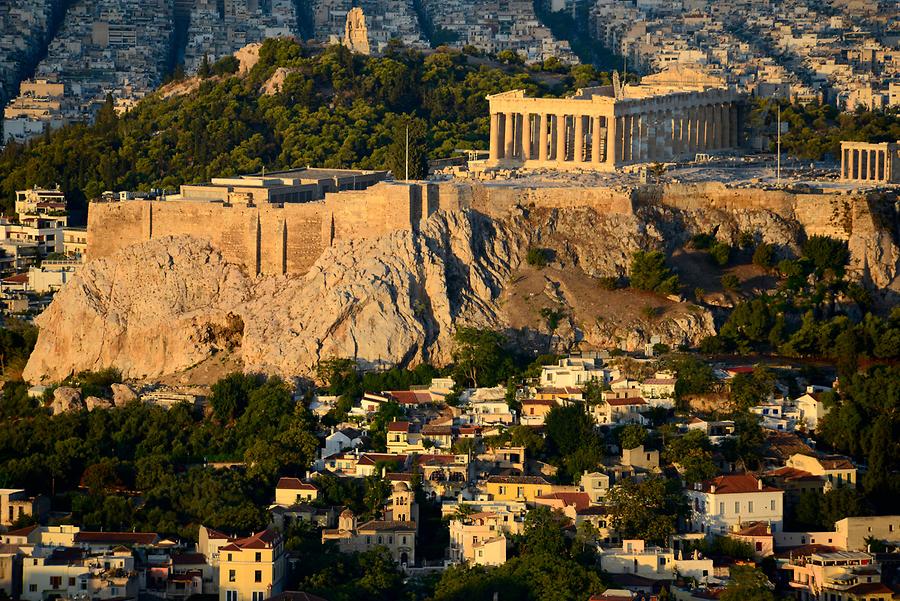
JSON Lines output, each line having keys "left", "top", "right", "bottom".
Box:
{"left": 24, "top": 211, "right": 525, "bottom": 383}
{"left": 24, "top": 197, "right": 898, "bottom": 384}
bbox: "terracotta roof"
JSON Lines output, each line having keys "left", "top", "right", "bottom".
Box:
{"left": 2, "top": 273, "right": 28, "bottom": 284}
{"left": 387, "top": 421, "right": 411, "bottom": 432}
{"left": 4, "top": 525, "right": 37, "bottom": 537}
{"left": 734, "top": 522, "right": 772, "bottom": 537}
{"left": 607, "top": 397, "right": 647, "bottom": 406}
{"left": 847, "top": 583, "right": 894, "bottom": 595}
{"left": 203, "top": 526, "right": 231, "bottom": 539}
{"left": 356, "top": 520, "right": 417, "bottom": 532}
{"left": 486, "top": 475, "right": 550, "bottom": 485}
{"left": 358, "top": 453, "right": 406, "bottom": 466}
{"left": 74, "top": 531, "right": 159, "bottom": 545}
{"left": 230, "top": 529, "right": 281, "bottom": 549}
{"left": 384, "top": 472, "right": 414, "bottom": 482}
{"left": 422, "top": 424, "right": 452, "bottom": 436}
{"left": 774, "top": 543, "right": 837, "bottom": 558}
{"left": 765, "top": 467, "right": 821, "bottom": 482}
{"left": 643, "top": 378, "right": 676, "bottom": 385}
{"left": 817, "top": 456, "right": 855, "bottom": 470}
{"left": 522, "top": 399, "right": 556, "bottom": 406}
{"left": 538, "top": 386, "right": 582, "bottom": 395}
{"left": 577, "top": 505, "right": 610, "bottom": 516}
{"left": 276, "top": 477, "right": 318, "bottom": 491}
{"left": 412, "top": 454, "right": 457, "bottom": 466}
{"left": 386, "top": 391, "right": 432, "bottom": 405}
{"left": 695, "top": 474, "right": 781, "bottom": 495}
{"left": 535, "top": 492, "right": 591, "bottom": 511}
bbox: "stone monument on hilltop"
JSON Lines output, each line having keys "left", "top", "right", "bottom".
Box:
{"left": 343, "top": 7, "right": 370, "bottom": 55}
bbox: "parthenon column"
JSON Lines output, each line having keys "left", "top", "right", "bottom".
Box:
{"left": 730, "top": 105, "right": 739, "bottom": 148}
{"left": 521, "top": 112, "right": 532, "bottom": 161}
{"left": 849, "top": 148, "right": 856, "bottom": 179}
{"left": 504, "top": 112, "right": 515, "bottom": 159}
{"left": 556, "top": 114, "right": 568, "bottom": 161}
{"left": 871, "top": 150, "right": 878, "bottom": 180}
{"left": 573, "top": 115, "right": 585, "bottom": 163}
{"left": 720, "top": 104, "right": 727, "bottom": 148}
{"left": 538, "top": 114, "right": 549, "bottom": 161}
{"left": 592, "top": 116, "right": 603, "bottom": 165}
{"left": 489, "top": 113, "right": 501, "bottom": 160}
{"left": 618, "top": 116, "right": 627, "bottom": 163}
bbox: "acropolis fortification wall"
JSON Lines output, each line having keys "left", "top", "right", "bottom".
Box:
{"left": 87, "top": 178, "right": 894, "bottom": 277}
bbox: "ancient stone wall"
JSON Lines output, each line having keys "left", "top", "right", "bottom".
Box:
{"left": 86, "top": 181, "right": 467, "bottom": 276}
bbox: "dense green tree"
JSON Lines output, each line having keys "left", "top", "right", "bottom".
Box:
{"left": 618, "top": 424, "right": 647, "bottom": 450}
{"left": 720, "top": 565, "right": 775, "bottom": 601}
{"left": 605, "top": 477, "right": 685, "bottom": 544}
{"left": 802, "top": 235, "right": 850, "bottom": 276}
{"left": 629, "top": 250, "right": 679, "bottom": 295}
{"left": 209, "top": 372, "right": 261, "bottom": 422}
{"left": 450, "top": 327, "right": 510, "bottom": 388}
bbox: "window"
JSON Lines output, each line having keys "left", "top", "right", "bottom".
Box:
{"left": 50, "top": 576, "right": 62, "bottom": 588}
{"left": 402, "top": 536, "right": 407, "bottom": 544}
{"left": 29, "top": 585, "right": 37, "bottom": 593}
{"left": 226, "top": 590, "right": 238, "bottom": 601}
{"left": 748, "top": 501, "right": 753, "bottom": 513}
{"left": 254, "top": 570, "right": 262, "bottom": 583}
{"left": 69, "top": 578, "right": 76, "bottom": 586}
{"left": 770, "top": 500, "right": 776, "bottom": 511}
{"left": 734, "top": 502, "right": 740, "bottom": 514}
{"left": 718, "top": 502, "right": 724, "bottom": 515}
{"left": 227, "top": 553, "right": 233, "bottom": 562}
{"left": 229, "top": 570, "right": 236, "bottom": 583}
{"left": 252, "top": 592, "right": 265, "bottom": 601}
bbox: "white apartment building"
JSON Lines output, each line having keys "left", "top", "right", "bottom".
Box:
{"left": 686, "top": 474, "right": 784, "bottom": 536}
{"left": 22, "top": 547, "right": 138, "bottom": 601}
{"left": 540, "top": 356, "right": 610, "bottom": 388}
{"left": 599, "top": 539, "right": 715, "bottom": 583}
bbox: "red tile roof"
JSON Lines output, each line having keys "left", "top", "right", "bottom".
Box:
{"left": 607, "top": 397, "right": 647, "bottom": 406}
{"left": 536, "top": 492, "right": 592, "bottom": 511}
{"left": 696, "top": 474, "right": 781, "bottom": 495}
{"left": 387, "top": 421, "right": 411, "bottom": 432}
{"left": 386, "top": 391, "right": 432, "bottom": 405}
{"left": 2, "top": 273, "right": 28, "bottom": 284}
{"left": 276, "top": 477, "right": 318, "bottom": 491}
{"left": 74, "top": 531, "right": 159, "bottom": 545}
{"left": 4, "top": 525, "right": 37, "bottom": 537}
{"left": 847, "top": 583, "right": 894, "bottom": 595}
{"left": 230, "top": 529, "right": 281, "bottom": 550}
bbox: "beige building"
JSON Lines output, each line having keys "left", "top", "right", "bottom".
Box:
{"left": 273, "top": 478, "right": 319, "bottom": 506}
{"left": 485, "top": 66, "right": 744, "bottom": 171}
{"left": 835, "top": 516, "right": 900, "bottom": 551}
{"left": 321, "top": 482, "right": 418, "bottom": 566}
{"left": 786, "top": 453, "right": 857, "bottom": 488}
{"left": 449, "top": 511, "right": 514, "bottom": 566}
{"left": 173, "top": 168, "right": 388, "bottom": 205}
{"left": 0, "top": 489, "right": 48, "bottom": 528}
{"left": 217, "top": 529, "right": 285, "bottom": 601}
{"left": 840, "top": 141, "right": 900, "bottom": 184}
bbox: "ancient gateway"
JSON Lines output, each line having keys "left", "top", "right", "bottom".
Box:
{"left": 486, "top": 67, "right": 745, "bottom": 171}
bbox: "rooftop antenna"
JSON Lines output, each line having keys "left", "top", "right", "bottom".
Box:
{"left": 405, "top": 124, "right": 409, "bottom": 181}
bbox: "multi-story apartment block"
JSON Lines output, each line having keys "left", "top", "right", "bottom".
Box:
{"left": 686, "top": 474, "right": 784, "bottom": 535}
{"left": 217, "top": 529, "right": 286, "bottom": 601}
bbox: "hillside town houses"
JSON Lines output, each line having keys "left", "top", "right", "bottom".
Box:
{"left": 4, "top": 347, "right": 900, "bottom": 601}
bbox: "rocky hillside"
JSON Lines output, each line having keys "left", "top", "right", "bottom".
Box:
{"left": 24, "top": 192, "right": 900, "bottom": 385}
{"left": 24, "top": 207, "right": 722, "bottom": 384}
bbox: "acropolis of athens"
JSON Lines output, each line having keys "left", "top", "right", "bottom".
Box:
{"left": 485, "top": 66, "right": 745, "bottom": 171}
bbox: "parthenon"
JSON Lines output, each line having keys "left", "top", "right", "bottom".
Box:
{"left": 840, "top": 141, "right": 899, "bottom": 184}
{"left": 485, "top": 66, "right": 745, "bottom": 171}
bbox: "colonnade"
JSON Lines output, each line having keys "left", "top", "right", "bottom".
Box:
{"left": 488, "top": 102, "right": 741, "bottom": 168}
{"left": 841, "top": 143, "right": 897, "bottom": 183}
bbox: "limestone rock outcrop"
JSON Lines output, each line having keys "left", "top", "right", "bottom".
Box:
{"left": 24, "top": 237, "right": 253, "bottom": 383}
{"left": 111, "top": 383, "right": 137, "bottom": 406}
{"left": 85, "top": 396, "right": 113, "bottom": 411}
{"left": 25, "top": 212, "right": 524, "bottom": 383}
{"left": 51, "top": 386, "right": 83, "bottom": 414}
